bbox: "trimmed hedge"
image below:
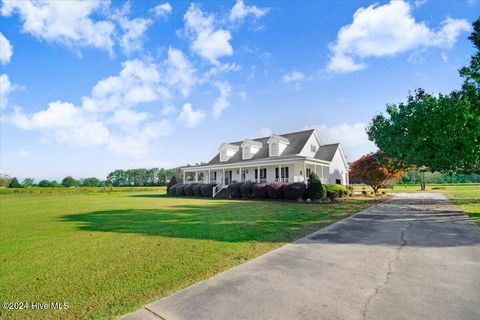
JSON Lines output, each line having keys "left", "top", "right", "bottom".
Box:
{"left": 267, "top": 182, "right": 285, "bottom": 199}
{"left": 284, "top": 182, "right": 306, "bottom": 200}
{"left": 228, "top": 182, "right": 242, "bottom": 199}
{"left": 193, "top": 184, "right": 202, "bottom": 196}
{"left": 168, "top": 183, "right": 180, "bottom": 196}
{"left": 325, "top": 184, "right": 349, "bottom": 198}
{"left": 252, "top": 183, "right": 268, "bottom": 199}
{"left": 240, "top": 181, "right": 254, "bottom": 199}
{"left": 321, "top": 184, "right": 328, "bottom": 199}
{"left": 184, "top": 183, "right": 196, "bottom": 196}
{"left": 200, "top": 183, "right": 216, "bottom": 197}
{"left": 166, "top": 175, "right": 177, "bottom": 194}
{"left": 175, "top": 184, "right": 185, "bottom": 196}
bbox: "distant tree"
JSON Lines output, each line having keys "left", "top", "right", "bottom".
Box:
{"left": 50, "top": 180, "right": 60, "bottom": 188}
{"left": 38, "top": 180, "right": 51, "bottom": 187}
{"left": 61, "top": 176, "right": 79, "bottom": 187}
{"left": 350, "top": 153, "right": 404, "bottom": 194}
{"left": 8, "top": 177, "right": 23, "bottom": 188}
{"left": 307, "top": 172, "right": 323, "bottom": 200}
{"left": 81, "top": 177, "right": 102, "bottom": 187}
{"left": 0, "top": 174, "right": 11, "bottom": 188}
{"left": 22, "top": 178, "right": 35, "bottom": 187}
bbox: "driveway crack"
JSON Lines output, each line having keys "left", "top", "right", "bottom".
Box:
{"left": 361, "top": 221, "right": 413, "bottom": 320}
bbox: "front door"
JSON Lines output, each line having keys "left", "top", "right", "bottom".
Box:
{"left": 224, "top": 171, "right": 232, "bottom": 185}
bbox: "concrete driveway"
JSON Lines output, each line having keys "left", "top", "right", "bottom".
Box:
{"left": 124, "top": 193, "right": 480, "bottom": 320}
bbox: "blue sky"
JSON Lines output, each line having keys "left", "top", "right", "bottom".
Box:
{"left": 0, "top": 0, "right": 478, "bottom": 180}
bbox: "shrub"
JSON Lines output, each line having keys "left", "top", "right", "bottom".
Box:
{"left": 167, "top": 175, "right": 177, "bottom": 193}
{"left": 175, "top": 184, "right": 186, "bottom": 196}
{"left": 307, "top": 172, "right": 323, "bottom": 200}
{"left": 228, "top": 182, "right": 242, "bottom": 198}
{"left": 252, "top": 183, "right": 268, "bottom": 199}
{"left": 240, "top": 181, "right": 254, "bottom": 199}
{"left": 327, "top": 190, "right": 337, "bottom": 201}
{"left": 325, "top": 184, "right": 349, "bottom": 198}
{"left": 168, "top": 183, "right": 179, "bottom": 196}
{"left": 284, "top": 182, "right": 307, "bottom": 200}
{"left": 267, "top": 182, "right": 285, "bottom": 199}
{"left": 193, "top": 184, "right": 202, "bottom": 196}
{"left": 200, "top": 183, "right": 216, "bottom": 197}
{"left": 8, "top": 177, "right": 23, "bottom": 188}
{"left": 321, "top": 185, "right": 328, "bottom": 199}
{"left": 184, "top": 183, "right": 196, "bottom": 196}
{"left": 361, "top": 190, "right": 367, "bottom": 196}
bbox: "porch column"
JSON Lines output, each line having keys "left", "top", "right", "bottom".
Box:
{"left": 195, "top": 171, "right": 198, "bottom": 183}
{"left": 257, "top": 165, "right": 260, "bottom": 183}
{"left": 208, "top": 169, "right": 211, "bottom": 183}
{"left": 303, "top": 162, "right": 307, "bottom": 184}
{"left": 239, "top": 167, "right": 242, "bottom": 182}
{"left": 278, "top": 163, "right": 281, "bottom": 182}
{"left": 321, "top": 165, "right": 324, "bottom": 183}
{"left": 183, "top": 171, "right": 186, "bottom": 183}
{"left": 223, "top": 168, "right": 225, "bottom": 184}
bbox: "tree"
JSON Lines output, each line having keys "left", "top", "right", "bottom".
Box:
{"left": 0, "top": 174, "right": 11, "bottom": 187}
{"left": 38, "top": 180, "right": 51, "bottom": 187}
{"left": 22, "top": 178, "right": 35, "bottom": 187}
{"left": 167, "top": 175, "right": 177, "bottom": 193}
{"left": 367, "top": 19, "right": 480, "bottom": 179}
{"left": 8, "top": 177, "right": 23, "bottom": 188}
{"left": 50, "top": 180, "right": 60, "bottom": 188}
{"left": 81, "top": 177, "right": 101, "bottom": 187}
{"left": 61, "top": 176, "right": 79, "bottom": 187}
{"left": 349, "top": 153, "right": 404, "bottom": 194}
{"left": 307, "top": 172, "right": 323, "bottom": 200}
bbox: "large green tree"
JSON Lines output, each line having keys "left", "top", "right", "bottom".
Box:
{"left": 367, "top": 18, "right": 480, "bottom": 181}
{"left": 62, "top": 176, "right": 79, "bottom": 187}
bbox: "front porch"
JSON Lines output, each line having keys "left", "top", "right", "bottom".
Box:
{"left": 183, "top": 161, "right": 330, "bottom": 186}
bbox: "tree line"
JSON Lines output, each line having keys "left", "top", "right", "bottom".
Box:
{"left": 0, "top": 167, "right": 181, "bottom": 188}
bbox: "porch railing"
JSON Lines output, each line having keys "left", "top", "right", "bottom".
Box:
{"left": 212, "top": 180, "right": 225, "bottom": 197}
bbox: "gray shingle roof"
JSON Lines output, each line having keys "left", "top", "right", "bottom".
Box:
{"left": 314, "top": 143, "right": 339, "bottom": 161}
{"left": 206, "top": 129, "right": 315, "bottom": 165}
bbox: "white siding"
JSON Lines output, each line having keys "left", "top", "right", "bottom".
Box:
{"left": 298, "top": 132, "right": 320, "bottom": 158}
{"left": 328, "top": 148, "right": 348, "bottom": 185}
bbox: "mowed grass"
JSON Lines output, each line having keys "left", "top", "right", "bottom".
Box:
{"left": 0, "top": 192, "right": 378, "bottom": 319}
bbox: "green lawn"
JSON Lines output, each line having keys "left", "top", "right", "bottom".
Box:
{"left": 0, "top": 192, "right": 378, "bottom": 319}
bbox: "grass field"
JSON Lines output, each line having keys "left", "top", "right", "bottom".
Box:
{"left": 0, "top": 191, "right": 379, "bottom": 319}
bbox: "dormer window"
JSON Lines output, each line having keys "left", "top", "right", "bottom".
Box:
{"left": 311, "top": 145, "right": 317, "bottom": 153}
{"left": 267, "top": 134, "right": 290, "bottom": 157}
{"left": 219, "top": 143, "right": 240, "bottom": 162}
{"left": 241, "top": 139, "right": 262, "bottom": 160}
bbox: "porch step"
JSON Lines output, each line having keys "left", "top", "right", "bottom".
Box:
{"left": 214, "top": 188, "right": 229, "bottom": 199}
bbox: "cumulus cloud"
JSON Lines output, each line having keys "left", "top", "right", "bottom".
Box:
{"left": 163, "top": 47, "right": 196, "bottom": 97}
{"left": 0, "top": 32, "right": 13, "bottom": 65}
{"left": 0, "top": 73, "right": 18, "bottom": 110}
{"left": 306, "top": 122, "right": 377, "bottom": 161}
{"left": 152, "top": 2, "right": 172, "bottom": 18}
{"left": 1, "top": 0, "right": 116, "bottom": 54}
{"left": 282, "top": 70, "right": 305, "bottom": 83}
{"left": 178, "top": 103, "right": 205, "bottom": 128}
{"left": 228, "top": 0, "right": 269, "bottom": 23}
{"left": 327, "top": 0, "right": 471, "bottom": 73}
{"left": 183, "top": 3, "right": 233, "bottom": 63}
{"left": 212, "top": 81, "right": 231, "bottom": 118}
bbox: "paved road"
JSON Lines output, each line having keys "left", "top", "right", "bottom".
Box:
{"left": 125, "top": 193, "right": 480, "bottom": 320}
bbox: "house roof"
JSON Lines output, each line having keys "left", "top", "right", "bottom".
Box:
{"left": 314, "top": 143, "right": 340, "bottom": 161}
{"left": 206, "top": 129, "right": 315, "bottom": 166}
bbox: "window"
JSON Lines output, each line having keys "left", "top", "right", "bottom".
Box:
{"left": 220, "top": 150, "right": 227, "bottom": 162}
{"left": 336, "top": 179, "right": 341, "bottom": 185}
{"left": 275, "top": 167, "right": 279, "bottom": 179}
{"left": 311, "top": 145, "right": 317, "bottom": 153}
{"left": 243, "top": 146, "right": 250, "bottom": 159}
{"left": 271, "top": 143, "right": 278, "bottom": 156}
{"left": 255, "top": 169, "right": 266, "bottom": 179}
{"left": 306, "top": 168, "right": 311, "bottom": 177}
{"left": 281, "top": 167, "right": 289, "bottom": 178}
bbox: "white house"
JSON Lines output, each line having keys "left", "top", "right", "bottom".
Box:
{"left": 181, "top": 129, "right": 349, "bottom": 196}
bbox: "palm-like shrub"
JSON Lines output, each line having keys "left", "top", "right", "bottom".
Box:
{"left": 193, "top": 184, "right": 202, "bottom": 196}
{"left": 252, "top": 183, "right": 268, "bottom": 199}
{"left": 307, "top": 172, "right": 323, "bottom": 200}
{"left": 284, "top": 182, "right": 307, "bottom": 200}
{"left": 175, "top": 184, "right": 186, "bottom": 196}
{"left": 184, "top": 183, "right": 196, "bottom": 196}
{"left": 166, "top": 175, "right": 177, "bottom": 193}
{"left": 267, "top": 182, "right": 285, "bottom": 199}
{"left": 240, "top": 181, "right": 254, "bottom": 199}
{"left": 228, "top": 182, "right": 242, "bottom": 198}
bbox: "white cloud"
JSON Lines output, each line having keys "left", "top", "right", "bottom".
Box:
{"left": 1, "top": 0, "right": 115, "bottom": 54}
{"left": 441, "top": 52, "right": 448, "bottom": 62}
{"left": 152, "top": 2, "right": 172, "bottom": 17}
{"left": 0, "top": 74, "right": 14, "bottom": 110}
{"left": 258, "top": 127, "right": 273, "bottom": 137}
{"left": 306, "top": 122, "right": 377, "bottom": 161}
{"left": 212, "top": 81, "right": 231, "bottom": 118}
{"left": 327, "top": 0, "right": 471, "bottom": 73}
{"left": 0, "top": 32, "right": 13, "bottom": 65}
{"left": 161, "top": 104, "right": 176, "bottom": 115}
{"left": 282, "top": 70, "right": 305, "bottom": 83}
{"left": 183, "top": 3, "right": 233, "bottom": 63}
{"left": 178, "top": 103, "right": 205, "bottom": 128}
{"left": 228, "top": 0, "right": 269, "bottom": 23}
{"left": 163, "top": 47, "right": 196, "bottom": 97}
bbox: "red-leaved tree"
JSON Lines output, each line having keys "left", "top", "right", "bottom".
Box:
{"left": 349, "top": 152, "right": 404, "bottom": 194}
